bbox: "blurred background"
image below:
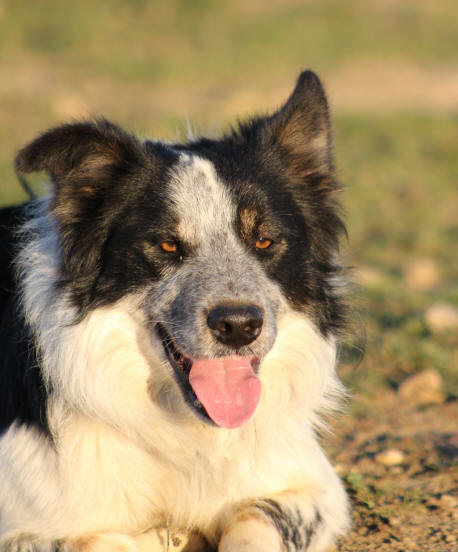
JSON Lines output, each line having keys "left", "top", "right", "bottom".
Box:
{"left": 0, "top": 1, "right": 457, "bottom": 548}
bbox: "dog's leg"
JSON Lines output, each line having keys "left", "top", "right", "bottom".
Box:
{"left": 219, "top": 485, "right": 349, "bottom": 552}
{"left": 1, "top": 531, "right": 211, "bottom": 552}
{"left": 66, "top": 531, "right": 162, "bottom": 552}
{"left": 0, "top": 535, "right": 150, "bottom": 552}
{"left": 0, "top": 539, "right": 57, "bottom": 552}
{"left": 63, "top": 530, "right": 210, "bottom": 552}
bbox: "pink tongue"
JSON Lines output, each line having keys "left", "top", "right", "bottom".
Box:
{"left": 189, "top": 356, "right": 261, "bottom": 429}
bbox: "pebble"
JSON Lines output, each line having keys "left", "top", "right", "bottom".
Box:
{"left": 375, "top": 448, "right": 405, "bottom": 466}
{"left": 404, "top": 258, "right": 440, "bottom": 290}
{"left": 425, "top": 303, "right": 458, "bottom": 333}
{"left": 398, "top": 369, "right": 446, "bottom": 406}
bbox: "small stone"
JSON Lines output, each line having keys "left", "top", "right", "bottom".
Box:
{"left": 398, "top": 369, "right": 446, "bottom": 406}
{"left": 425, "top": 303, "right": 458, "bottom": 333}
{"left": 376, "top": 449, "right": 405, "bottom": 466}
{"left": 404, "top": 258, "right": 440, "bottom": 290}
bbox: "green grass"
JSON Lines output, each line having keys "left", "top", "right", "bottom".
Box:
{"left": 2, "top": 0, "right": 457, "bottom": 80}
{"left": 338, "top": 113, "right": 458, "bottom": 275}
{"left": 333, "top": 113, "right": 458, "bottom": 398}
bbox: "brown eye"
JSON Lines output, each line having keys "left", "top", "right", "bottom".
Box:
{"left": 160, "top": 241, "right": 178, "bottom": 253}
{"left": 255, "top": 237, "right": 272, "bottom": 250}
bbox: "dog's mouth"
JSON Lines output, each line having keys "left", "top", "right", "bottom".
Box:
{"left": 156, "top": 323, "right": 261, "bottom": 429}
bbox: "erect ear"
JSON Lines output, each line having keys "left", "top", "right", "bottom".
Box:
{"left": 266, "top": 70, "right": 333, "bottom": 178}
{"left": 15, "top": 119, "right": 151, "bottom": 285}
{"left": 256, "top": 72, "right": 345, "bottom": 264}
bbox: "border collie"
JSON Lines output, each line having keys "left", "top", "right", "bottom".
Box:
{"left": 0, "top": 71, "right": 350, "bottom": 552}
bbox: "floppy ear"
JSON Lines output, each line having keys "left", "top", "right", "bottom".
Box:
{"left": 15, "top": 119, "right": 151, "bottom": 286}
{"left": 15, "top": 118, "right": 148, "bottom": 202}
{"left": 267, "top": 70, "right": 333, "bottom": 178}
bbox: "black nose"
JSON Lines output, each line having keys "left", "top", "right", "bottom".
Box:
{"left": 207, "top": 305, "right": 263, "bottom": 349}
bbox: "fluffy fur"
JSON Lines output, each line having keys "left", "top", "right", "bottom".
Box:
{"left": 0, "top": 71, "right": 350, "bottom": 551}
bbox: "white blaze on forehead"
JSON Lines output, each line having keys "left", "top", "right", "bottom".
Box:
{"left": 169, "top": 154, "right": 236, "bottom": 245}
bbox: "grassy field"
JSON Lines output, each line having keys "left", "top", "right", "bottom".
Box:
{"left": 1, "top": 1, "right": 457, "bottom": 550}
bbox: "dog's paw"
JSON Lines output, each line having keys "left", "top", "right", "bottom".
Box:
{"left": 0, "top": 539, "right": 58, "bottom": 552}
{"left": 66, "top": 533, "right": 142, "bottom": 552}
{"left": 219, "top": 512, "right": 283, "bottom": 552}
{"left": 65, "top": 530, "right": 210, "bottom": 552}
{"left": 66, "top": 529, "right": 167, "bottom": 552}
{"left": 1, "top": 531, "right": 210, "bottom": 552}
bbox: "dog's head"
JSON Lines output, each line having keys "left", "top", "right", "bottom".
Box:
{"left": 16, "top": 71, "right": 346, "bottom": 428}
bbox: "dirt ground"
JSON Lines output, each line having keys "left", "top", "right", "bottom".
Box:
{"left": 325, "top": 388, "right": 457, "bottom": 551}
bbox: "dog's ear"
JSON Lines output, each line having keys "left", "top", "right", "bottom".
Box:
{"left": 267, "top": 70, "right": 333, "bottom": 178}
{"left": 15, "top": 118, "right": 148, "bottom": 200}
{"left": 252, "top": 72, "right": 345, "bottom": 264}
{"left": 15, "top": 120, "right": 152, "bottom": 288}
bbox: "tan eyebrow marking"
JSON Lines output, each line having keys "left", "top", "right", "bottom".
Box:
{"left": 239, "top": 207, "right": 258, "bottom": 240}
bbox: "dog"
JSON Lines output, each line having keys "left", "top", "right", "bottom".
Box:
{"left": 0, "top": 71, "right": 350, "bottom": 552}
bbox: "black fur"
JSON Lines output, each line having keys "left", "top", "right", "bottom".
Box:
{"left": 0, "top": 205, "right": 48, "bottom": 434}
{"left": 255, "top": 499, "right": 322, "bottom": 551}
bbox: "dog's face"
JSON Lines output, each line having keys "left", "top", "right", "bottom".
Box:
{"left": 16, "top": 71, "right": 346, "bottom": 428}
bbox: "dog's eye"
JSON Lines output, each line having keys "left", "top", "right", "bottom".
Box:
{"left": 255, "top": 237, "right": 272, "bottom": 250}
{"left": 160, "top": 241, "right": 178, "bottom": 253}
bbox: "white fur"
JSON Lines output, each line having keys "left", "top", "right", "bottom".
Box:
{"left": 168, "top": 154, "right": 235, "bottom": 247}
{"left": 219, "top": 513, "right": 283, "bottom": 552}
{"left": 1, "top": 200, "right": 349, "bottom": 551}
